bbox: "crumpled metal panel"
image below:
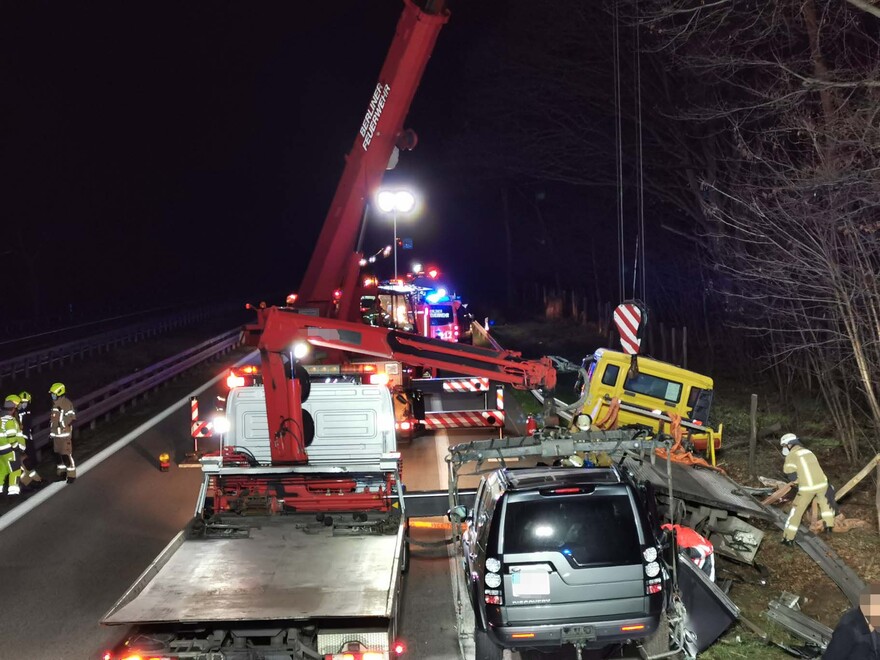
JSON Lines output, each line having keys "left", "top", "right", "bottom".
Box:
{"left": 623, "top": 457, "right": 771, "bottom": 519}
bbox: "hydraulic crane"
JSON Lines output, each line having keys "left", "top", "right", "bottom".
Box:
{"left": 247, "top": 0, "right": 449, "bottom": 340}
{"left": 258, "top": 306, "right": 558, "bottom": 463}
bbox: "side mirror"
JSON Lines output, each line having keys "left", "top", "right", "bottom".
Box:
{"left": 447, "top": 505, "right": 470, "bottom": 523}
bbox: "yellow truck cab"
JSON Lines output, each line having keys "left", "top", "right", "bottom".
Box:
{"left": 581, "top": 348, "right": 721, "bottom": 452}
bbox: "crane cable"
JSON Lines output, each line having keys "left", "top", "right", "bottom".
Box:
{"left": 613, "top": 0, "right": 625, "bottom": 303}
{"left": 635, "top": 0, "right": 647, "bottom": 307}
{"left": 614, "top": 0, "right": 648, "bottom": 305}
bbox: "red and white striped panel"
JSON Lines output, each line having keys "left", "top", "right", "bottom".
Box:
{"left": 191, "top": 420, "right": 212, "bottom": 438}
{"left": 423, "top": 410, "right": 505, "bottom": 429}
{"left": 442, "top": 378, "right": 490, "bottom": 393}
{"left": 190, "top": 397, "right": 213, "bottom": 437}
{"left": 613, "top": 303, "right": 643, "bottom": 355}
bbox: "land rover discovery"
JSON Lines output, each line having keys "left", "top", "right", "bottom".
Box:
{"left": 457, "top": 465, "right": 667, "bottom": 658}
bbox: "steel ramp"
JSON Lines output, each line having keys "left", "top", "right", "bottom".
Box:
{"left": 623, "top": 456, "right": 772, "bottom": 519}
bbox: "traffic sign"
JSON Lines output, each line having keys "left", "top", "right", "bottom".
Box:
{"left": 402, "top": 238, "right": 413, "bottom": 249}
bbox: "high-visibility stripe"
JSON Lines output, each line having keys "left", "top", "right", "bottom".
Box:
{"left": 442, "top": 378, "right": 490, "bottom": 393}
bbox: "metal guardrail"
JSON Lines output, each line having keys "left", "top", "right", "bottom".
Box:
{"left": 0, "top": 305, "right": 238, "bottom": 385}
{"left": 28, "top": 328, "right": 243, "bottom": 460}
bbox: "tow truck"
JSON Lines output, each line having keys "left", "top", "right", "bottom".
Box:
{"left": 101, "top": 2, "right": 452, "bottom": 658}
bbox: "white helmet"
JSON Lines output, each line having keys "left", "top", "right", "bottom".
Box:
{"left": 575, "top": 414, "right": 592, "bottom": 431}
{"left": 780, "top": 433, "right": 799, "bottom": 447}
{"left": 565, "top": 454, "right": 585, "bottom": 468}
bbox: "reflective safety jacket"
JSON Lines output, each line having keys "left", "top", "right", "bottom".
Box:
{"left": 783, "top": 445, "right": 828, "bottom": 493}
{"left": 0, "top": 414, "right": 24, "bottom": 454}
{"left": 49, "top": 395, "right": 76, "bottom": 438}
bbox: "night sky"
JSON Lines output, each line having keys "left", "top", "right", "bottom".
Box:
{"left": 4, "top": 1, "right": 503, "bottom": 319}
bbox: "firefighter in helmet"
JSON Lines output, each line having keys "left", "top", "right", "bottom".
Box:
{"left": 1, "top": 394, "right": 25, "bottom": 496}
{"left": 16, "top": 391, "right": 42, "bottom": 488}
{"left": 49, "top": 382, "right": 77, "bottom": 482}
{"left": 780, "top": 432, "right": 835, "bottom": 545}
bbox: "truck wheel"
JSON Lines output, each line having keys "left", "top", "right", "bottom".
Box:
{"left": 474, "top": 628, "right": 504, "bottom": 660}
{"left": 302, "top": 410, "right": 315, "bottom": 447}
{"left": 640, "top": 610, "right": 670, "bottom": 658}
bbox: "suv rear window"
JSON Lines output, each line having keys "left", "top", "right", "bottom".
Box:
{"left": 503, "top": 494, "right": 642, "bottom": 566}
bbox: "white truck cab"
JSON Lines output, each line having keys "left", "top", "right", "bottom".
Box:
{"left": 222, "top": 382, "right": 397, "bottom": 465}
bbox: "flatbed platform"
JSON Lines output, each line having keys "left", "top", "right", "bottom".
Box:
{"left": 623, "top": 456, "right": 771, "bottom": 519}
{"left": 102, "top": 515, "right": 403, "bottom": 626}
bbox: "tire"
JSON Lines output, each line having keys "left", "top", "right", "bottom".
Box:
{"left": 302, "top": 410, "right": 315, "bottom": 447}
{"left": 474, "top": 628, "right": 504, "bottom": 660}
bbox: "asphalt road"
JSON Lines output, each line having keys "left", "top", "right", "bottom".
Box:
{"left": 0, "top": 358, "right": 504, "bottom": 659}
{"left": 0, "top": 356, "right": 644, "bottom": 660}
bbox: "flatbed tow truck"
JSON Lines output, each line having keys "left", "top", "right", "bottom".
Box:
{"left": 99, "top": 305, "right": 563, "bottom": 659}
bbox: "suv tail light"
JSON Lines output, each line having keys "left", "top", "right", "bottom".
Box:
{"left": 485, "top": 593, "right": 503, "bottom": 605}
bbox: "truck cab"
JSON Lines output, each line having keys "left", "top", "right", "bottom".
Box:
{"left": 580, "top": 348, "right": 720, "bottom": 451}
{"left": 459, "top": 465, "right": 667, "bottom": 657}
{"left": 221, "top": 382, "right": 398, "bottom": 466}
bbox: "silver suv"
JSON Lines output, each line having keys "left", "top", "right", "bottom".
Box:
{"left": 458, "top": 465, "right": 667, "bottom": 659}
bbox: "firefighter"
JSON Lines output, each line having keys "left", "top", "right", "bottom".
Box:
{"left": 49, "top": 382, "right": 77, "bottom": 483}
{"left": 780, "top": 432, "right": 835, "bottom": 545}
{"left": 1, "top": 394, "right": 24, "bottom": 496}
{"left": 16, "top": 391, "right": 43, "bottom": 488}
{"left": 662, "top": 523, "right": 715, "bottom": 582}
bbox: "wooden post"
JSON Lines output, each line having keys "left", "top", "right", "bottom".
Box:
{"left": 672, "top": 327, "right": 677, "bottom": 364}
{"left": 660, "top": 323, "right": 667, "bottom": 362}
{"left": 749, "top": 393, "right": 758, "bottom": 478}
{"left": 836, "top": 453, "right": 880, "bottom": 501}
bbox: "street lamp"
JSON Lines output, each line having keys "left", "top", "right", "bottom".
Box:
{"left": 376, "top": 188, "right": 416, "bottom": 279}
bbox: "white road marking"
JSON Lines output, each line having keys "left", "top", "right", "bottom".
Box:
{"left": 0, "top": 351, "right": 258, "bottom": 534}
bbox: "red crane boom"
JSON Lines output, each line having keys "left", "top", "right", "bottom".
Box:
{"left": 258, "top": 306, "right": 558, "bottom": 463}
{"left": 296, "top": 0, "right": 449, "bottom": 320}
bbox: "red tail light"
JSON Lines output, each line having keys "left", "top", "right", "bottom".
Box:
{"left": 647, "top": 583, "right": 663, "bottom": 594}
{"left": 393, "top": 640, "right": 406, "bottom": 655}
{"left": 485, "top": 594, "right": 503, "bottom": 605}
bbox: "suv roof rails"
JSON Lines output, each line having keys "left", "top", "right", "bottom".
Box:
{"left": 502, "top": 465, "right": 623, "bottom": 490}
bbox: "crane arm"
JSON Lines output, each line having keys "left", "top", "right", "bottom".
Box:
{"left": 258, "top": 306, "right": 557, "bottom": 463}
{"left": 297, "top": 0, "right": 449, "bottom": 318}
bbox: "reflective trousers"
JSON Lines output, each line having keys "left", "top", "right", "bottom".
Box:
{"left": 784, "top": 488, "right": 835, "bottom": 540}
{"left": 1, "top": 449, "right": 19, "bottom": 495}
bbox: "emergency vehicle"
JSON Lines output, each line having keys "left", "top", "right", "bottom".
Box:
{"left": 102, "top": 2, "right": 454, "bottom": 657}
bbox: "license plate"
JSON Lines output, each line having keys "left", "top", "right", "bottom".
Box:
{"left": 511, "top": 571, "right": 550, "bottom": 596}
{"left": 562, "top": 625, "right": 596, "bottom": 642}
